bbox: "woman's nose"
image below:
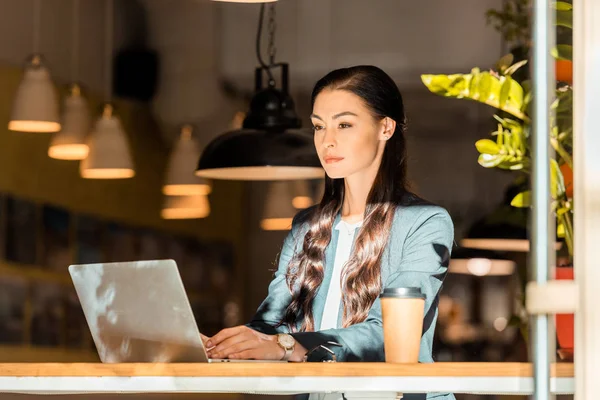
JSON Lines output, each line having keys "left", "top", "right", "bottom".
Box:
{"left": 322, "top": 130, "right": 336, "bottom": 148}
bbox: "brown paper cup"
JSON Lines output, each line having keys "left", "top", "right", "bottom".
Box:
{"left": 380, "top": 287, "right": 425, "bottom": 363}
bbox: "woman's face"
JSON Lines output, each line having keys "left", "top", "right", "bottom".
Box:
{"left": 311, "top": 89, "right": 394, "bottom": 179}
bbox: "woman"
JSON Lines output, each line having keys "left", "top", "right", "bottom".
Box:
{"left": 205, "top": 65, "right": 454, "bottom": 399}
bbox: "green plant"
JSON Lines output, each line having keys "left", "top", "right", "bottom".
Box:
{"left": 421, "top": 2, "right": 574, "bottom": 259}
{"left": 486, "top": 0, "right": 531, "bottom": 48}
{"left": 485, "top": 0, "right": 572, "bottom": 53}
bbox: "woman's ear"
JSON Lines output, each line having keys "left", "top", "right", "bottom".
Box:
{"left": 379, "top": 117, "right": 396, "bottom": 141}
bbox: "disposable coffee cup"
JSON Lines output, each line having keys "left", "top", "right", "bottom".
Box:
{"left": 380, "top": 287, "right": 425, "bottom": 363}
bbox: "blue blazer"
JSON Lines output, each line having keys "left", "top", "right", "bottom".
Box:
{"left": 249, "top": 193, "right": 456, "bottom": 400}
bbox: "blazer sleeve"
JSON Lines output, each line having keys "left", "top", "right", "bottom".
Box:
{"left": 290, "top": 207, "right": 454, "bottom": 362}
{"left": 246, "top": 218, "right": 301, "bottom": 335}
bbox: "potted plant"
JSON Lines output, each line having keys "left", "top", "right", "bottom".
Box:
{"left": 421, "top": 1, "right": 574, "bottom": 358}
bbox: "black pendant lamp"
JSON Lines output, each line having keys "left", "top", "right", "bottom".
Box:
{"left": 195, "top": 4, "right": 323, "bottom": 181}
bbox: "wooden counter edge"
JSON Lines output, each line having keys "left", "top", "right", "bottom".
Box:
{"left": 0, "top": 362, "right": 574, "bottom": 378}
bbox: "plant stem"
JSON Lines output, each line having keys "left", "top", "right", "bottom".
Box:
{"left": 551, "top": 137, "right": 573, "bottom": 168}
{"left": 562, "top": 210, "right": 574, "bottom": 258}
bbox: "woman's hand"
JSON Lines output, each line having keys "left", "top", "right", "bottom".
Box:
{"left": 206, "top": 326, "right": 285, "bottom": 360}
{"left": 200, "top": 333, "right": 212, "bottom": 349}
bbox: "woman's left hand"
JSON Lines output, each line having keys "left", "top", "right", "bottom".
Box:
{"left": 206, "top": 326, "right": 284, "bottom": 360}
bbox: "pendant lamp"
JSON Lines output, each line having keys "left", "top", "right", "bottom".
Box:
{"left": 49, "top": 0, "right": 90, "bottom": 160}
{"left": 460, "top": 216, "right": 531, "bottom": 252}
{"left": 449, "top": 248, "right": 516, "bottom": 277}
{"left": 460, "top": 184, "right": 562, "bottom": 252}
{"left": 80, "top": 0, "right": 134, "bottom": 179}
{"left": 161, "top": 195, "right": 210, "bottom": 220}
{"left": 80, "top": 104, "right": 134, "bottom": 179}
{"left": 313, "top": 178, "right": 325, "bottom": 204}
{"left": 196, "top": 4, "right": 322, "bottom": 181}
{"left": 49, "top": 83, "right": 90, "bottom": 160}
{"left": 9, "top": 0, "right": 60, "bottom": 133}
{"left": 261, "top": 181, "right": 296, "bottom": 231}
{"left": 163, "top": 125, "right": 211, "bottom": 196}
{"left": 292, "top": 180, "right": 313, "bottom": 209}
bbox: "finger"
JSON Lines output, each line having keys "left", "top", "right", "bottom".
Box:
{"left": 210, "top": 340, "right": 255, "bottom": 359}
{"left": 228, "top": 349, "right": 259, "bottom": 360}
{"left": 200, "top": 333, "right": 213, "bottom": 350}
{"left": 209, "top": 333, "right": 251, "bottom": 357}
{"left": 207, "top": 326, "right": 245, "bottom": 347}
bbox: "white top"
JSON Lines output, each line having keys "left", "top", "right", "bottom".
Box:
{"left": 310, "top": 219, "right": 362, "bottom": 400}
{"left": 319, "top": 219, "right": 363, "bottom": 330}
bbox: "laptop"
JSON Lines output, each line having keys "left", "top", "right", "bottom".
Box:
{"left": 69, "top": 259, "right": 280, "bottom": 363}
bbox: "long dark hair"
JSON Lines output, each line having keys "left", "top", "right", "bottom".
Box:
{"left": 282, "top": 65, "right": 409, "bottom": 331}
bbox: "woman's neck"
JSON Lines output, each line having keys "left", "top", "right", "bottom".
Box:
{"left": 341, "top": 166, "right": 379, "bottom": 223}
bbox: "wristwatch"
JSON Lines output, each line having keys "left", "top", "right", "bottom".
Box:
{"left": 276, "top": 333, "right": 295, "bottom": 361}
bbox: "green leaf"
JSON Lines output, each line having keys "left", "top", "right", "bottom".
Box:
{"left": 497, "top": 126, "right": 505, "bottom": 143}
{"left": 553, "top": 1, "right": 572, "bottom": 11}
{"left": 421, "top": 74, "right": 466, "bottom": 96}
{"left": 469, "top": 69, "right": 482, "bottom": 100}
{"left": 552, "top": 45, "right": 573, "bottom": 61}
{"left": 421, "top": 71, "right": 529, "bottom": 121}
{"left": 496, "top": 53, "right": 515, "bottom": 73}
{"left": 478, "top": 153, "right": 505, "bottom": 168}
{"left": 497, "top": 116, "right": 523, "bottom": 131}
{"left": 499, "top": 79, "right": 511, "bottom": 109}
{"left": 511, "top": 132, "right": 522, "bottom": 155}
{"left": 479, "top": 73, "right": 494, "bottom": 102}
{"left": 550, "top": 158, "right": 566, "bottom": 199}
{"left": 557, "top": 207, "right": 569, "bottom": 216}
{"left": 523, "top": 91, "right": 533, "bottom": 112}
{"left": 557, "top": 223, "right": 565, "bottom": 238}
{"left": 504, "top": 59, "right": 528, "bottom": 76}
{"left": 555, "top": 89, "right": 573, "bottom": 112}
{"left": 508, "top": 163, "right": 525, "bottom": 171}
{"left": 420, "top": 75, "right": 447, "bottom": 94}
{"left": 511, "top": 191, "right": 532, "bottom": 208}
{"left": 556, "top": 10, "right": 573, "bottom": 29}
{"left": 506, "top": 77, "right": 525, "bottom": 112}
{"left": 475, "top": 139, "right": 501, "bottom": 155}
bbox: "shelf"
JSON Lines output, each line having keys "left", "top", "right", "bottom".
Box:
{"left": 0, "top": 261, "right": 213, "bottom": 302}
{"left": 0, "top": 345, "right": 99, "bottom": 363}
{"left": 0, "top": 261, "right": 71, "bottom": 285}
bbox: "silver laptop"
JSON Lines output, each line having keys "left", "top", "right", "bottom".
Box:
{"left": 69, "top": 259, "right": 274, "bottom": 363}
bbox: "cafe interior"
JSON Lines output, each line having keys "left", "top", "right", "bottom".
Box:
{"left": 0, "top": 0, "right": 596, "bottom": 399}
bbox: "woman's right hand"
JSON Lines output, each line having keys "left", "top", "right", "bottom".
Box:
{"left": 200, "top": 333, "right": 214, "bottom": 351}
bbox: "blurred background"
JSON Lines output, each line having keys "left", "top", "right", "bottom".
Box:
{"left": 0, "top": 0, "right": 575, "bottom": 399}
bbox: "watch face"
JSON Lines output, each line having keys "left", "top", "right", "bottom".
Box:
{"left": 279, "top": 334, "right": 295, "bottom": 348}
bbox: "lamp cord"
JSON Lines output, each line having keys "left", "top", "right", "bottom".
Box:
{"left": 255, "top": 3, "right": 276, "bottom": 87}
{"left": 267, "top": 4, "right": 276, "bottom": 66}
{"left": 71, "top": 0, "right": 80, "bottom": 82}
{"left": 104, "top": 0, "right": 113, "bottom": 102}
{"left": 32, "top": 0, "right": 41, "bottom": 55}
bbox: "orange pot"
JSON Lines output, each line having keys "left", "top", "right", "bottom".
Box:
{"left": 560, "top": 163, "right": 573, "bottom": 198}
{"left": 555, "top": 266, "right": 574, "bottom": 351}
{"left": 556, "top": 60, "right": 573, "bottom": 85}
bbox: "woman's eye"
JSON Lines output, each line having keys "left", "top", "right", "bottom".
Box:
{"left": 312, "top": 125, "right": 324, "bottom": 132}
{"left": 339, "top": 123, "right": 352, "bottom": 129}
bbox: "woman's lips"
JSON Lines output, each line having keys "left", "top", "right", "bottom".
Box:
{"left": 325, "top": 157, "right": 344, "bottom": 164}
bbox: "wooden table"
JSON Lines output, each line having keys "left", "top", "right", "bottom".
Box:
{"left": 0, "top": 362, "right": 575, "bottom": 398}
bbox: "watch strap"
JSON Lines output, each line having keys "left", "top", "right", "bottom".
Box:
{"left": 282, "top": 346, "right": 293, "bottom": 361}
